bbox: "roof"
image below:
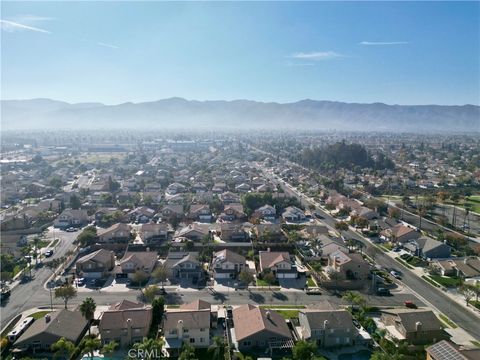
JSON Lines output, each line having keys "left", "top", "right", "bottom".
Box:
{"left": 426, "top": 340, "right": 469, "bottom": 360}
{"left": 15, "top": 310, "right": 88, "bottom": 346}
{"left": 300, "top": 310, "right": 356, "bottom": 331}
{"left": 179, "top": 300, "right": 211, "bottom": 311}
{"left": 213, "top": 249, "right": 246, "bottom": 265}
{"left": 162, "top": 310, "right": 210, "bottom": 331}
{"left": 97, "top": 223, "right": 131, "bottom": 237}
{"left": 416, "top": 237, "right": 451, "bottom": 254}
{"left": 119, "top": 251, "right": 158, "bottom": 271}
{"left": 382, "top": 309, "right": 444, "bottom": 332}
{"left": 76, "top": 249, "right": 113, "bottom": 265}
{"left": 233, "top": 304, "right": 292, "bottom": 342}
{"left": 100, "top": 304, "right": 152, "bottom": 330}
{"left": 259, "top": 251, "right": 291, "bottom": 270}
{"left": 391, "top": 224, "right": 417, "bottom": 238}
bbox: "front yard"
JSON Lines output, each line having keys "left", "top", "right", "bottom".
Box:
{"left": 429, "top": 275, "right": 462, "bottom": 288}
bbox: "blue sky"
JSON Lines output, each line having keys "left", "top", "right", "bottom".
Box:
{"left": 1, "top": 1, "right": 479, "bottom": 105}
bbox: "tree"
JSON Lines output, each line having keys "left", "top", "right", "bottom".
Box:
{"left": 51, "top": 337, "right": 75, "bottom": 360}
{"left": 263, "top": 271, "right": 277, "bottom": 289}
{"left": 152, "top": 265, "right": 168, "bottom": 289}
{"left": 335, "top": 221, "right": 349, "bottom": 231}
{"left": 54, "top": 284, "right": 77, "bottom": 309}
{"left": 292, "top": 340, "right": 317, "bottom": 360}
{"left": 459, "top": 284, "right": 476, "bottom": 306}
{"left": 82, "top": 337, "right": 101, "bottom": 360}
{"left": 238, "top": 270, "right": 254, "bottom": 290}
{"left": 80, "top": 297, "right": 96, "bottom": 335}
{"left": 70, "top": 194, "right": 81, "bottom": 210}
{"left": 150, "top": 297, "right": 165, "bottom": 338}
{"left": 342, "top": 291, "right": 365, "bottom": 311}
{"left": 178, "top": 342, "right": 196, "bottom": 360}
{"left": 132, "top": 270, "right": 149, "bottom": 287}
{"left": 100, "top": 340, "right": 118, "bottom": 356}
{"left": 208, "top": 336, "right": 226, "bottom": 360}
{"left": 143, "top": 285, "right": 159, "bottom": 304}
{"left": 76, "top": 226, "right": 97, "bottom": 247}
{"left": 133, "top": 338, "right": 164, "bottom": 359}
{"left": 371, "top": 351, "right": 404, "bottom": 360}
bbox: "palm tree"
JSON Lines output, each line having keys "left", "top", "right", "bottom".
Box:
{"left": 51, "top": 337, "right": 75, "bottom": 360}
{"left": 133, "top": 337, "right": 164, "bottom": 359}
{"left": 208, "top": 336, "right": 226, "bottom": 360}
{"left": 80, "top": 297, "right": 96, "bottom": 335}
{"left": 82, "top": 337, "right": 101, "bottom": 360}
{"left": 100, "top": 340, "right": 118, "bottom": 357}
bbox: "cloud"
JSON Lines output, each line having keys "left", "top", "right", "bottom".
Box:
{"left": 0, "top": 19, "right": 51, "bottom": 33}
{"left": 291, "top": 51, "right": 344, "bottom": 60}
{"left": 359, "top": 41, "right": 409, "bottom": 46}
{"left": 97, "top": 42, "right": 119, "bottom": 49}
{"left": 13, "top": 15, "right": 54, "bottom": 23}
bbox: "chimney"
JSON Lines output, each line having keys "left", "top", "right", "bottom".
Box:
{"left": 177, "top": 319, "right": 184, "bottom": 339}
{"left": 415, "top": 321, "right": 422, "bottom": 332}
{"left": 45, "top": 314, "right": 51, "bottom": 323}
{"left": 267, "top": 247, "right": 271, "bottom": 252}
{"left": 266, "top": 311, "right": 271, "bottom": 320}
{"left": 323, "top": 320, "right": 329, "bottom": 329}
{"left": 464, "top": 258, "right": 468, "bottom": 264}
{"left": 126, "top": 318, "right": 132, "bottom": 344}
{"left": 146, "top": 247, "right": 150, "bottom": 252}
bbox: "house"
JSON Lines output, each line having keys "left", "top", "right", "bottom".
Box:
{"left": 351, "top": 206, "right": 378, "bottom": 220}
{"left": 220, "top": 223, "right": 248, "bottom": 242}
{"left": 220, "top": 203, "right": 246, "bottom": 221}
{"left": 13, "top": 310, "right": 88, "bottom": 352}
{"left": 327, "top": 250, "right": 370, "bottom": 280}
{"left": 161, "top": 205, "right": 184, "bottom": 221}
{"left": 235, "top": 183, "right": 250, "bottom": 193}
{"left": 254, "top": 223, "right": 285, "bottom": 242}
{"left": 164, "top": 252, "right": 204, "bottom": 282}
{"left": 382, "top": 224, "right": 420, "bottom": 243}
{"left": 258, "top": 250, "right": 297, "bottom": 279}
{"left": 211, "top": 249, "right": 246, "bottom": 280}
{"left": 380, "top": 309, "right": 448, "bottom": 345}
{"left": 232, "top": 305, "right": 293, "bottom": 352}
{"left": 404, "top": 237, "right": 451, "bottom": 259}
{"left": 298, "top": 310, "right": 358, "bottom": 348}
{"left": 129, "top": 207, "right": 156, "bottom": 223}
{"left": 95, "top": 207, "right": 121, "bottom": 223}
{"left": 175, "top": 223, "right": 210, "bottom": 242}
{"left": 162, "top": 300, "right": 211, "bottom": 356}
{"left": 282, "top": 206, "right": 306, "bottom": 223}
{"left": 188, "top": 205, "right": 212, "bottom": 222}
{"left": 139, "top": 223, "right": 169, "bottom": 245}
{"left": 254, "top": 205, "right": 276, "bottom": 221}
{"left": 99, "top": 300, "right": 153, "bottom": 347}
{"left": 116, "top": 251, "right": 158, "bottom": 279}
{"left": 303, "top": 225, "right": 329, "bottom": 238}
{"left": 220, "top": 191, "right": 240, "bottom": 205}
{"left": 76, "top": 249, "right": 115, "bottom": 279}
{"left": 54, "top": 209, "right": 89, "bottom": 229}
{"left": 97, "top": 223, "right": 131, "bottom": 243}
{"left": 212, "top": 182, "right": 227, "bottom": 193}
{"left": 433, "top": 257, "right": 480, "bottom": 279}
{"left": 426, "top": 340, "right": 480, "bottom": 360}
{"left": 166, "top": 182, "right": 187, "bottom": 195}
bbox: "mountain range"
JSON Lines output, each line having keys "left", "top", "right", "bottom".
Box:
{"left": 1, "top": 98, "right": 479, "bottom": 132}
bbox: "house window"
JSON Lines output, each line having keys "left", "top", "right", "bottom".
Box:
{"left": 169, "top": 330, "right": 177, "bottom": 335}
{"left": 184, "top": 329, "right": 189, "bottom": 333}
{"left": 200, "top": 338, "right": 204, "bottom": 343}
{"left": 243, "top": 341, "right": 251, "bottom": 346}
{"left": 190, "top": 338, "right": 195, "bottom": 343}
{"left": 200, "top": 328, "right": 205, "bottom": 332}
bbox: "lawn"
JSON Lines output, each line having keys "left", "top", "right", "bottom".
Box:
{"left": 307, "top": 276, "right": 316, "bottom": 287}
{"left": 30, "top": 311, "right": 51, "bottom": 320}
{"left": 422, "top": 275, "right": 441, "bottom": 288}
{"left": 438, "top": 314, "right": 457, "bottom": 329}
{"left": 430, "top": 275, "right": 462, "bottom": 288}
{"left": 256, "top": 279, "right": 278, "bottom": 287}
{"left": 275, "top": 310, "right": 300, "bottom": 319}
{"left": 469, "top": 300, "right": 480, "bottom": 310}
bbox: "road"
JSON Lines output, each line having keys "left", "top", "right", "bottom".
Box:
{"left": 263, "top": 169, "right": 480, "bottom": 340}
{"left": 0, "top": 226, "right": 80, "bottom": 328}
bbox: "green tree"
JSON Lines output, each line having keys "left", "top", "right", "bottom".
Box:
{"left": 82, "top": 337, "right": 101, "bottom": 360}
{"left": 292, "top": 340, "right": 317, "bottom": 360}
{"left": 51, "top": 337, "right": 75, "bottom": 360}
{"left": 69, "top": 194, "right": 81, "bottom": 210}
{"left": 208, "top": 336, "right": 226, "bottom": 360}
{"left": 152, "top": 265, "right": 168, "bottom": 289}
{"left": 149, "top": 297, "right": 165, "bottom": 338}
{"left": 238, "top": 270, "right": 254, "bottom": 289}
{"left": 178, "top": 342, "right": 196, "bottom": 360}
{"left": 335, "top": 221, "right": 349, "bottom": 231}
{"left": 100, "top": 340, "right": 118, "bottom": 356}
{"left": 132, "top": 270, "right": 149, "bottom": 288}
{"left": 80, "top": 297, "right": 96, "bottom": 335}
{"left": 143, "top": 285, "right": 159, "bottom": 304}
{"left": 54, "top": 284, "right": 77, "bottom": 309}
{"left": 459, "top": 284, "right": 476, "bottom": 306}
{"left": 342, "top": 291, "right": 365, "bottom": 311}
{"left": 76, "top": 226, "right": 97, "bottom": 247}
{"left": 133, "top": 338, "right": 164, "bottom": 359}
{"left": 263, "top": 271, "right": 277, "bottom": 289}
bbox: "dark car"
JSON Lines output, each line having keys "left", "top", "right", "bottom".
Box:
{"left": 376, "top": 287, "right": 391, "bottom": 296}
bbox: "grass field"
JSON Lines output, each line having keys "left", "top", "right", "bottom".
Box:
{"left": 438, "top": 314, "right": 457, "bottom": 329}
{"left": 430, "top": 275, "right": 462, "bottom": 288}
{"left": 30, "top": 311, "right": 51, "bottom": 320}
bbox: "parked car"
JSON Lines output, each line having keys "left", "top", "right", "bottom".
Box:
{"left": 76, "top": 278, "right": 85, "bottom": 286}
{"left": 390, "top": 270, "right": 401, "bottom": 279}
{"left": 45, "top": 249, "right": 53, "bottom": 257}
{"left": 66, "top": 227, "right": 77, "bottom": 232}
{"left": 376, "top": 287, "right": 391, "bottom": 296}
{"left": 404, "top": 300, "right": 417, "bottom": 308}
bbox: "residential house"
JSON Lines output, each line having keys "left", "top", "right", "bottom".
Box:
{"left": 175, "top": 223, "right": 210, "bottom": 242}
{"left": 54, "top": 209, "right": 89, "bottom": 229}
{"left": 235, "top": 183, "right": 250, "bottom": 193}
{"left": 380, "top": 309, "right": 448, "bottom": 345}
{"left": 116, "top": 251, "right": 158, "bottom": 279}
{"left": 164, "top": 252, "right": 204, "bottom": 283}
{"left": 352, "top": 206, "right": 379, "bottom": 220}
{"left": 433, "top": 257, "right": 480, "bottom": 279}
{"left": 220, "top": 191, "right": 240, "bottom": 205}
{"left": 220, "top": 203, "right": 246, "bottom": 221}
{"left": 298, "top": 310, "right": 358, "bottom": 348}
{"left": 254, "top": 223, "right": 285, "bottom": 242}
{"left": 404, "top": 237, "right": 451, "bottom": 259}
{"left": 382, "top": 224, "right": 420, "bottom": 243}
{"left": 166, "top": 183, "right": 187, "bottom": 195}
{"left": 139, "top": 223, "right": 169, "bottom": 245}
{"left": 232, "top": 305, "right": 293, "bottom": 352}
{"left": 129, "top": 207, "right": 156, "bottom": 223}
{"left": 327, "top": 250, "right": 370, "bottom": 281}
{"left": 95, "top": 207, "right": 121, "bottom": 223}
{"left": 161, "top": 205, "right": 184, "bottom": 221}
{"left": 188, "top": 205, "right": 212, "bottom": 222}
{"left": 13, "top": 310, "right": 88, "bottom": 352}
{"left": 254, "top": 205, "right": 276, "bottom": 221}
{"left": 99, "top": 300, "right": 153, "bottom": 347}
{"left": 162, "top": 300, "right": 211, "bottom": 356}
{"left": 426, "top": 340, "right": 480, "bottom": 360}
{"left": 76, "top": 249, "right": 115, "bottom": 279}
{"left": 97, "top": 223, "right": 131, "bottom": 243}
{"left": 282, "top": 206, "right": 306, "bottom": 223}
{"left": 258, "top": 250, "right": 297, "bottom": 279}
{"left": 220, "top": 223, "right": 248, "bottom": 242}
{"left": 211, "top": 249, "right": 246, "bottom": 280}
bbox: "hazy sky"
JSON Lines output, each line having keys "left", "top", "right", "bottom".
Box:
{"left": 1, "top": 1, "right": 479, "bottom": 105}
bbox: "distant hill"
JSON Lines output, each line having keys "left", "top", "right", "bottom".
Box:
{"left": 1, "top": 97, "right": 478, "bottom": 132}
